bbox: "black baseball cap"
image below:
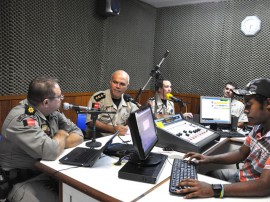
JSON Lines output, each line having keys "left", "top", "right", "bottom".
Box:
{"left": 233, "top": 78, "right": 270, "bottom": 98}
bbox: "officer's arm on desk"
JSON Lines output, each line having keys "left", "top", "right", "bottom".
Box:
{"left": 52, "top": 130, "right": 83, "bottom": 157}
{"left": 52, "top": 130, "right": 68, "bottom": 159}
{"left": 87, "top": 120, "right": 128, "bottom": 136}
{"left": 65, "top": 132, "right": 84, "bottom": 148}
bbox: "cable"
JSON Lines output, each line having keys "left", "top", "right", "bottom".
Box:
{"left": 107, "top": 113, "right": 131, "bottom": 144}
{"left": 51, "top": 166, "right": 79, "bottom": 178}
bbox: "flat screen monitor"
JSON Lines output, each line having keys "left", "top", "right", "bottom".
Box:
{"left": 127, "top": 106, "right": 161, "bottom": 165}
{"left": 200, "top": 96, "right": 231, "bottom": 130}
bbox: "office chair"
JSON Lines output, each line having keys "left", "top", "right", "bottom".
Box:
{"left": 76, "top": 113, "right": 87, "bottom": 137}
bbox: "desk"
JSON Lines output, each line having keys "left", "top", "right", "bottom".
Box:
{"left": 35, "top": 135, "right": 270, "bottom": 202}
{"left": 36, "top": 135, "right": 172, "bottom": 202}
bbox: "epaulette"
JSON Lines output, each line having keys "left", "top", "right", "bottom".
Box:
{"left": 149, "top": 97, "right": 155, "bottom": 101}
{"left": 16, "top": 105, "right": 37, "bottom": 127}
{"left": 25, "top": 104, "right": 36, "bottom": 115}
{"left": 94, "top": 92, "right": 106, "bottom": 102}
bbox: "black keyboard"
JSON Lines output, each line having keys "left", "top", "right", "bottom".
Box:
{"left": 169, "top": 159, "right": 197, "bottom": 195}
{"left": 67, "top": 148, "right": 99, "bottom": 163}
{"left": 219, "top": 131, "right": 245, "bottom": 138}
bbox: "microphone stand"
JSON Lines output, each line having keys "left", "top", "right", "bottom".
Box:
{"left": 86, "top": 111, "right": 101, "bottom": 147}
{"left": 78, "top": 110, "right": 116, "bottom": 148}
{"left": 134, "top": 50, "right": 169, "bottom": 104}
{"left": 177, "top": 99, "right": 185, "bottom": 114}
{"left": 177, "top": 99, "right": 189, "bottom": 118}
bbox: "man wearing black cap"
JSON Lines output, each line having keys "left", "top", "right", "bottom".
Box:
{"left": 175, "top": 78, "right": 270, "bottom": 198}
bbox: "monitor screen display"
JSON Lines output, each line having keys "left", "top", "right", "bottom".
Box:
{"left": 128, "top": 106, "right": 158, "bottom": 161}
{"left": 200, "top": 96, "right": 231, "bottom": 125}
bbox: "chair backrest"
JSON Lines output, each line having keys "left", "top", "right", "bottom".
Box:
{"left": 76, "top": 113, "right": 87, "bottom": 131}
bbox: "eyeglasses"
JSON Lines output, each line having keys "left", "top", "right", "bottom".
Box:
{"left": 48, "top": 94, "right": 64, "bottom": 100}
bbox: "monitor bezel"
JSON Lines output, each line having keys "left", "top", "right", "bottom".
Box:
{"left": 200, "top": 96, "right": 232, "bottom": 125}
{"left": 127, "top": 106, "right": 158, "bottom": 161}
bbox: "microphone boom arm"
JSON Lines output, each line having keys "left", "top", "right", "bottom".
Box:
{"left": 134, "top": 50, "right": 169, "bottom": 102}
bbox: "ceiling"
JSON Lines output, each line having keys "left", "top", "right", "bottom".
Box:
{"left": 138, "top": 0, "right": 227, "bottom": 8}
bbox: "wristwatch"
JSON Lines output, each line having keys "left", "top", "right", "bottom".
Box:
{"left": 212, "top": 184, "right": 222, "bottom": 198}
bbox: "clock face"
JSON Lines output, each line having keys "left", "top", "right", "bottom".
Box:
{"left": 241, "top": 16, "right": 261, "bottom": 36}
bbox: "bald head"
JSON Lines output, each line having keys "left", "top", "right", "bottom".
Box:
{"left": 111, "top": 70, "right": 130, "bottom": 84}
{"left": 110, "top": 70, "right": 130, "bottom": 99}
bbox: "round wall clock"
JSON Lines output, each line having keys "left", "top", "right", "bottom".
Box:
{"left": 241, "top": 16, "right": 261, "bottom": 36}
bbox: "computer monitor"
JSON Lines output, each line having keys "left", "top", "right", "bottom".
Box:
{"left": 200, "top": 96, "right": 231, "bottom": 131}
{"left": 127, "top": 106, "right": 162, "bottom": 165}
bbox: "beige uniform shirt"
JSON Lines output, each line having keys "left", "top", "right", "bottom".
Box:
{"left": 231, "top": 99, "right": 248, "bottom": 123}
{"left": 86, "top": 89, "right": 138, "bottom": 136}
{"left": 148, "top": 94, "right": 175, "bottom": 115}
{"left": 0, "top": 99, "right": 83, "bottom": 169}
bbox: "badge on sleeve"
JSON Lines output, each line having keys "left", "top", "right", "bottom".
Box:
{"left": 23, "top": 118, "right": 36, "bottom": 127}
{"left": 94, "top": 93, "right": 106, "bottom": 102}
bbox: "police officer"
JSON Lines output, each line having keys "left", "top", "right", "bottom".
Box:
{"left": 223, "top": 81, "right": 248, "bottom": 128}
{"left": 0, "top": 76, "right": 83, "bottom": 202}
{"left": 86, "top": 70, "right": 138, "bottom": 138}
{"left": 148, "top": 79, "right": 193, "bottom": 119}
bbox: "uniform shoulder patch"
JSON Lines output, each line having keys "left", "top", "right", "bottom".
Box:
{"left": 94, "top": 93, "right": 106, "bottom": 102}
{"left": 23, "top": 118, "right": 36, "bottom": 127}
{"left": 148, "top": 97, "right": 155, "bottom": 101}
{"left": 25, "top": 104, "right": 36, "bottom": 115}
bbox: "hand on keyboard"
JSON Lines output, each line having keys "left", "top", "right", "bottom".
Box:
{"left": 169, "top": 159, "right": 198, "bottom": 195}
{"left": 175, "top": 179, "right": 214, "bottom": 199}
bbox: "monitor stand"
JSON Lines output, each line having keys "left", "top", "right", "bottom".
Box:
{"left": 129, "top": 152, "right": 163, "bottom": 166}
{"left": 118, "top": 153, "right": 167, "bottom": 184}
{"left": 210, "top": 123, "right": 218, "bottom": 131}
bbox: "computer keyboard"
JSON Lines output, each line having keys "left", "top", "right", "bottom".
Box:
{"left": 169, "top": 159, "right": 197, "bottom": 195}
{"left": 218, "top": 131, "right": 246, "bottom": 138}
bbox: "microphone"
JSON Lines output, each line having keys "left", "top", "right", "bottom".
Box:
{"left": 63, "top": 102, "right": 91, "bottom": 112}
{"left": 63, "top": 102, "right": 117, "bottom": 116}
{"left": 166, "top": 93, "right": 181, "bottom": 103}
{"left": 123, "top": 94, "right": 141, "bottom": 107}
